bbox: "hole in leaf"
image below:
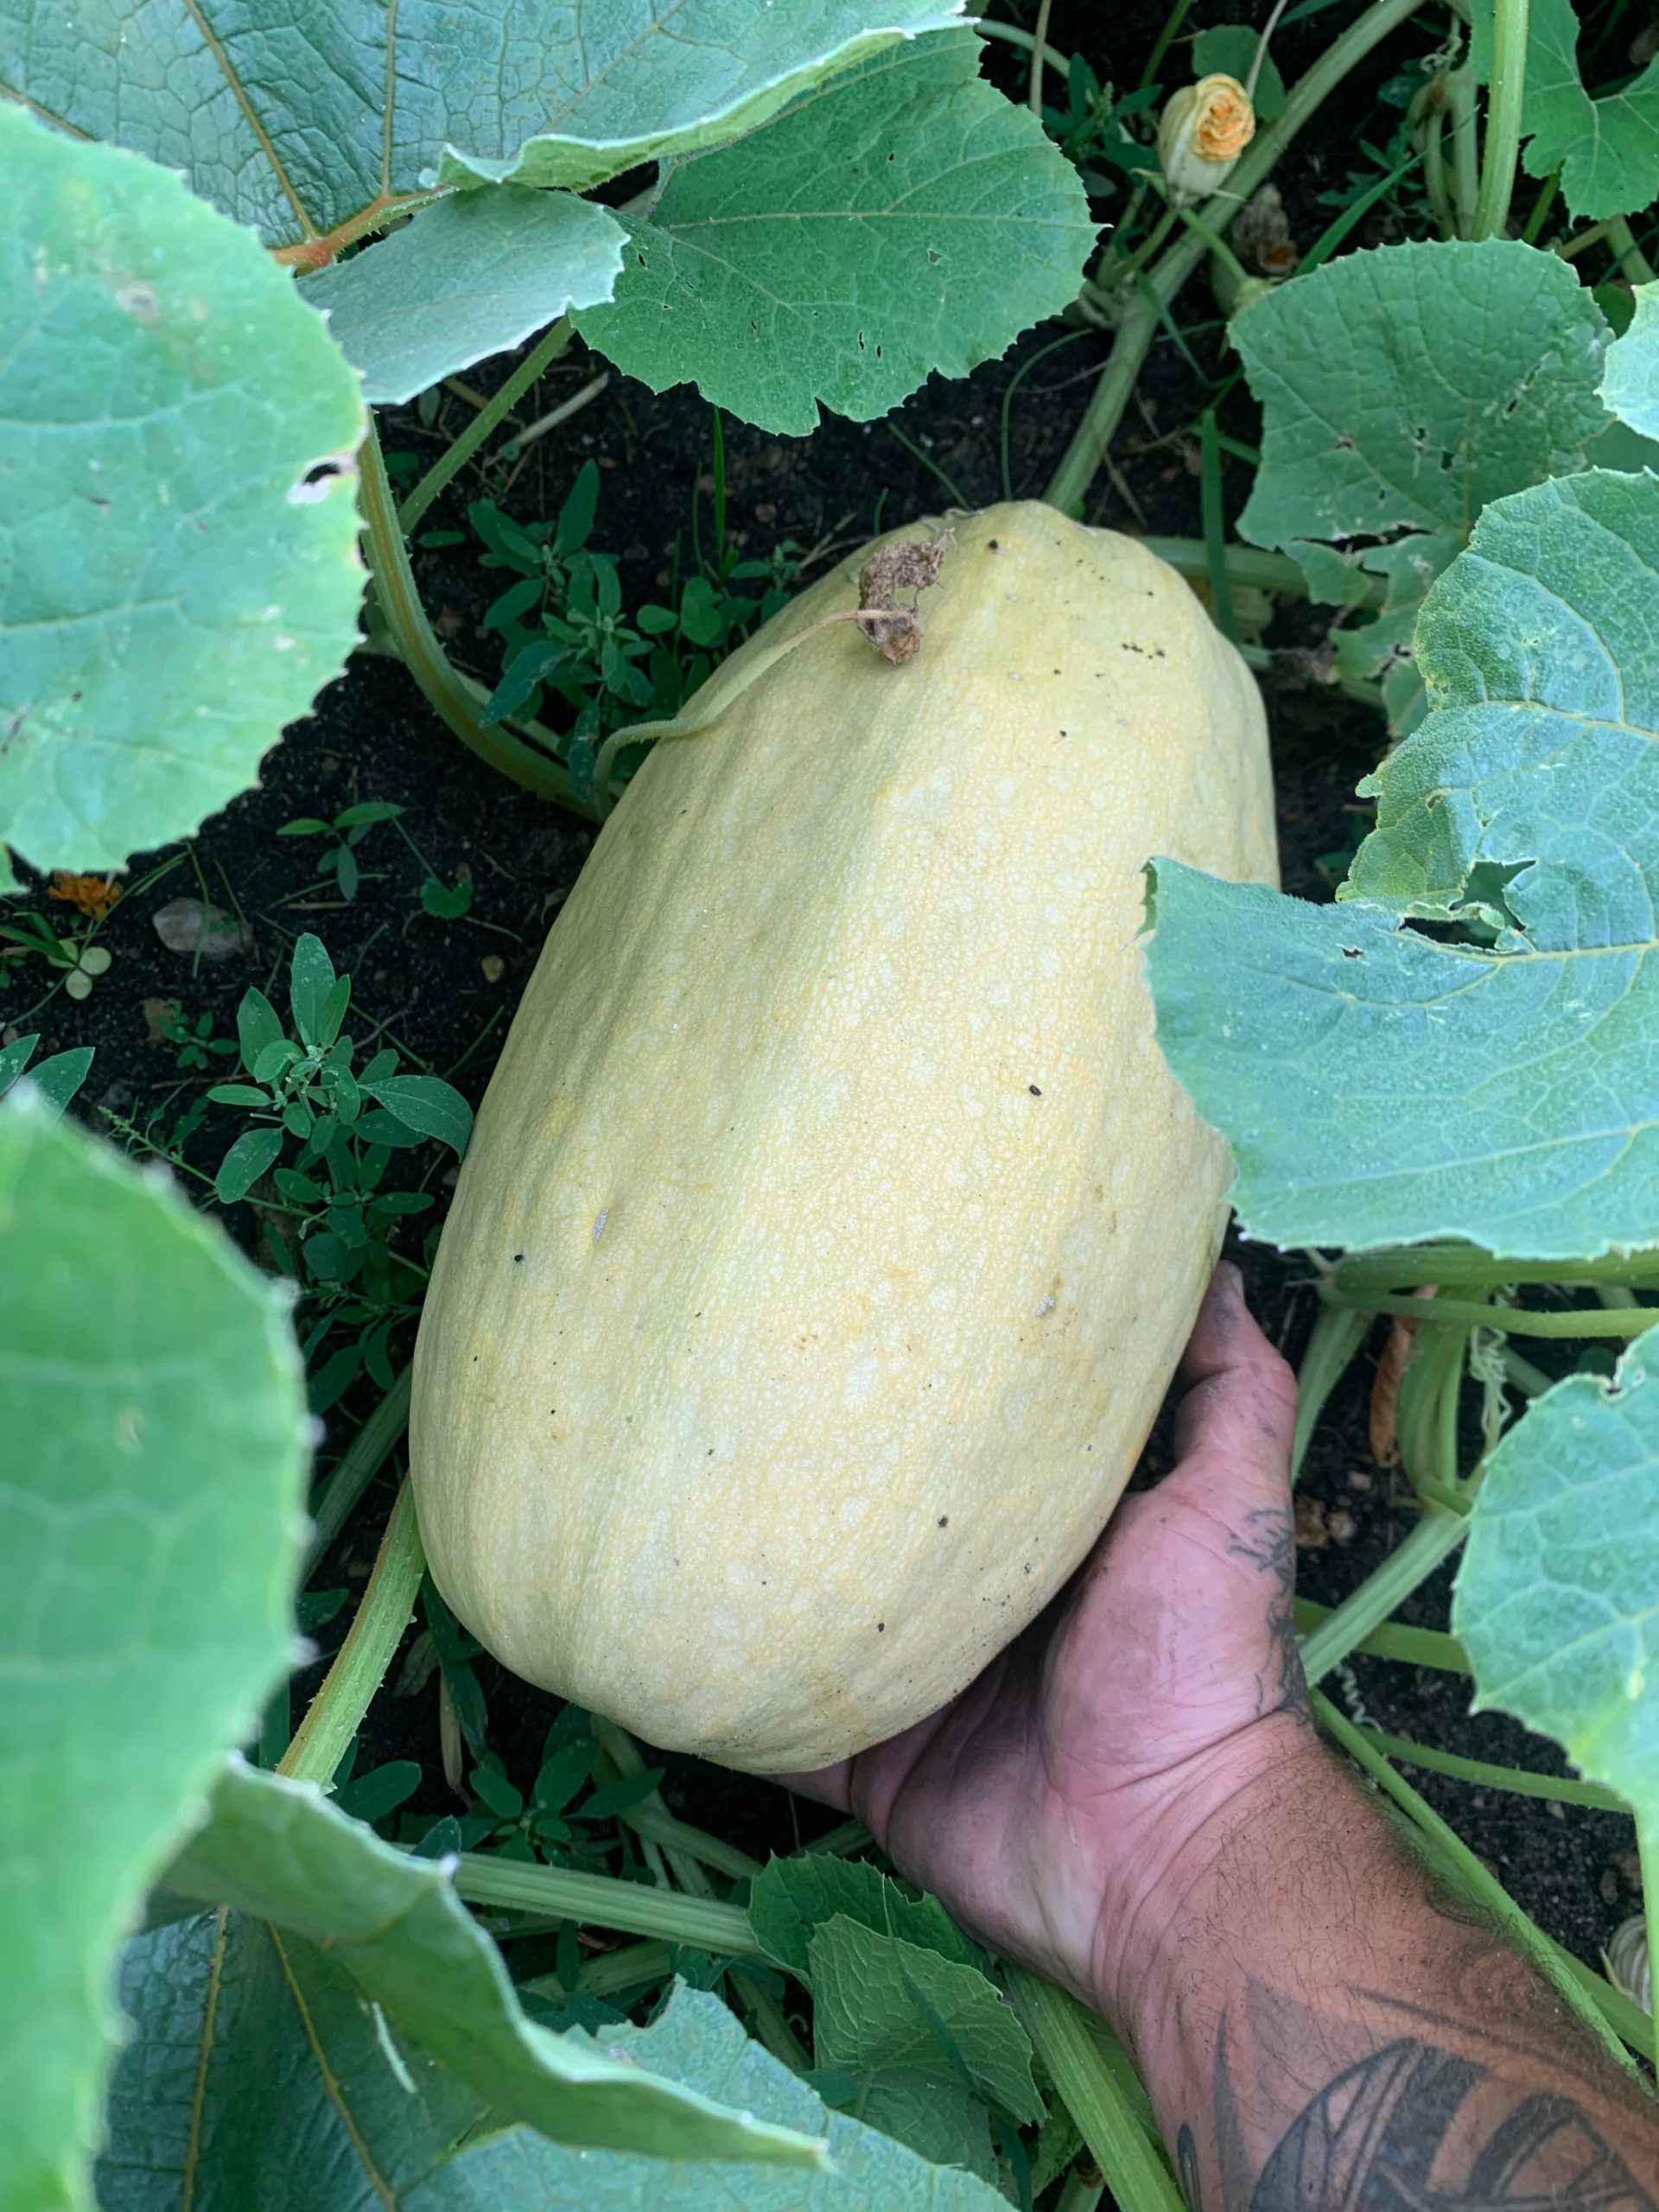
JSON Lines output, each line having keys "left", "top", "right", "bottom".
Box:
{"left": 289, "top": 451, "right": 354, "bottom": 505}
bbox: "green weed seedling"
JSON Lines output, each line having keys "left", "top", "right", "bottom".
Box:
{"left": 0, "top": 908, "right": 111, "bottom": 1001}
{"left": 204, "top": 931, "right": 471, "bottom": 1301}
{"left": 278, "top": 798, "right": 406, "bottom": 903}
{"left": 162, "top": 1006, "right": 240, "bottom": 1071}
{"left": 282, "top": 798, "right": 474, "bottom": 918}
{"left": 471, "top": 454, "right": 802, "bottom": 804}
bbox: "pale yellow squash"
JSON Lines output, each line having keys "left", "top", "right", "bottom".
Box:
{"left": 410, "top": 503, "right": 1276, "bottom": 1773}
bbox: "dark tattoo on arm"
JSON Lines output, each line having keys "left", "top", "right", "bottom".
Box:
{"left": 1225, "top": 1506, "right": 1312, "bottom": 1730}
{"left": 1176, "top": 2005, "right": 1657, "bottom": 2212}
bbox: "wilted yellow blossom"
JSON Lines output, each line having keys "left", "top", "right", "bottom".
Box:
{"left": 1158, "top": 73, "right": 1256, "bottom": 206}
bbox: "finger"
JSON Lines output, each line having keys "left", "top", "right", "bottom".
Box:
{"left": 1171, "top": 1262, "right": 1297, "bottom": 1481}
{"left": 777, "top": 1758, "right": 853, "bottom": 1813}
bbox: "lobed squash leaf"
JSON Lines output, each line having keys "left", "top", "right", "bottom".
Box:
{"left": 0, "top": 106, "right": 365, "bottom": 886}
{"left": 1233, "top": 240, "right": 1611, "bottom": 734}
{"left": 750, "top": 1851, "right": 986, "bottom": 1974}
{"left": 1147, "top": 466, "right": 1659, "bottom": 1260}
{"left": 573, "top": 30, "right": 1098, "bottom": 434}
{"left": 1453, "top": 1329, "right": 1656, "bottom": 1829}
{"left": 0, "top": 1101, "right": 308, "bottom": 2212}
{"left": 98, "top": 1937, "right": 1010, "bottom": 2209}
{"left": 5, "top": 0, "right": 961, "bottom": 393}
{"left": 1470, "top": 0, "right": 1659, "bottom": 221}
{"left": 1601, "top": 284, "right": 1659, "bottom": 442}
{"left": 153, "top": 1756, "right": 822, "bottom": 2168}
{"left": 807, "top": 1915, "right": 1044, "bottom": 2178}
{"left": 4, "top": 0, "right": 962, "bottom": 232}
{"left": 301, "top": 188, "right": 626, "bottom": 406}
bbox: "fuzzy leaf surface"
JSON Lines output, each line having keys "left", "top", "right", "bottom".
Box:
{"left": 3, "top": 0, "right": 962, "bottom": 236}
{"left": 1601, "top": 284, "right": 1659, "bottom": 440}
{"left": 157, "top": 1758, "right": 817, "bottom": 2165}
{"left": 574, "top": 30, "right": 1096, "bottom": 433}
{"left": 1147, "top": 468, "right": 1659, "bottom": 1259}
{"left": 1472, "top": 0, "right": 1659, "bottom": 219}
{"left": 0, "top": 1103, "right": 307, "bottom": 2212}
{"left": 1454, "top": 1327, "right": 1659, "bottom": 1819}
{"left": 302, "top": 188, "right": 625, "bottom": 400}
{"left": 97, "top": 1960, "right": 1001, "bottom": 2209}
{"left": 808, "top": 1916, "right": 1042, "bottom": 2175}
{"left": 749, "top": 1853, "right": 985, "bottom": 1976}
{"left": 1235, "top": 239, "right": 1610, "bottom": 732}
{"left": 0, "top": 106, "right": 364, "bottom": 883}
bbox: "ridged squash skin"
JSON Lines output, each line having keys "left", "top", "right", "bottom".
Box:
{"left": 410, "top": 503, "right": 1276, "bottom": 1773}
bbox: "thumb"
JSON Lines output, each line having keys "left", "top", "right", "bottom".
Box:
{"left": 1168, "top": 1263, "right": 1298, "bottom": 1508}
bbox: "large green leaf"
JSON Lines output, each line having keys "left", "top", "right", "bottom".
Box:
{"left": 808, "top": 1916, "right": 1042, "bottom": 2177}
{"left": 1471, "top": 0, "right": 1659, "bottom": 220}
{"left": 1454, "top": 1326, "right": 1657, "bottom": 1817}
{"left": 301, "top": 188, "right": 625, "bottom": 404}
{"left": 4, "top": 1, "right": 961, "bottom": 238}
{"left": 0, "top": 1099, "right": 308, "bottom": 2212}
{"left": 97, "top": 1957, "right": 1003, "bottom": 2210}
{"left": 574, "top": 29, "right": 1096, "bottom": 434}
{"left": 1146, "top": 467, "right": 1659, "bottom": 1260}
{"left": 0, "top": 105, "right": 365, "bottom": 885}
{"left": 1234, "top": 240, "right": 1611, "bottom": 732}
{"left": 749, "top": 1853, "right": 984, "bottom": 1976}
{"left": 5, "top": 3, "right": 961, "bottom": 391}
{"left": 1602, "top": 284, "right": 1659, "bottom": 441}
{"left": 158, "top": 1757, "right": 820, "bottom": 2165}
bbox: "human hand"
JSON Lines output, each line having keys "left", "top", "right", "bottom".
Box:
{"left": 785, "top": 1262, "right": 1326, "bottom": 2028}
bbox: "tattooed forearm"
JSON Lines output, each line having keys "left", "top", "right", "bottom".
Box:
{"left": 1224, "top": 1505, "right": 1311, "bottom": 1729}
{"left": 1175, "top": 1985, "right": 1657, "bottom": 2212}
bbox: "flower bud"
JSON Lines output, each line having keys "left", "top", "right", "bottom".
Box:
{"left": 1158, "top": 73, "right": 1256, "bottom": 207}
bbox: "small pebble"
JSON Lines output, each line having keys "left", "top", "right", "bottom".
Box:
{"left": 481, "top": 954, "right": 505, "bottom": 983}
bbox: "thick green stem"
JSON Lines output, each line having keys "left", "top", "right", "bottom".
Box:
{"left": 359, "top": 418, "right": 588, "bottom": 810}
{"left": 398, "top": 316, "right": 572, "bottom": 534}
{"left": 1521, "top": 168, "right": 1560, "bottom": 241}
{"left": 302, "top": 1366, "right": 411, "bottom": 1578}
{"left": 804, "top": 1816, "right": 874, "bottom": 1857}
{"left": 1352, "top": 1726, "right": 1629, "bottom": 1810}
{"left": 1471, "top": 0, "right": 1529, "bottom": 238}
{"left": 1326, "top": 1291, "right": 1659, "bottom": 1338}
{"left": 591, "top": 1719, "right": 801, "bottom": 2064}
{"left": 1332, "top": 1247, "right": 1659, "bottom": 1296}
{"left": 1056, "top": 2177, "right": 1106, "bottom": 2212}
{"left": 1314, "top": 1694, "right": 1649, "bottom": 2067}
{"left": 1294, "top": 1600, "right": 1470, "bottom": 1674}
{"left": 1447, "top": 67, "right": 1481, "bottom": 236}
{"left": 1395, "top": 1312, "right": 1472, "bottom": 1498}
{"left": 1045, "top": 0, "right": 1429, "bottom": 512}
{"left": 1608, "top": 215, "right": 1659, "bottom": 287}
{"left": 1140, "top": 0, "right": 1195, "bottom": 88}
{"left": 1004, "top": 1969, "right": 1185, "bottom": 2212}
{"left": 1299, "top": 1510, "right": 1467, "bottom": 1686}
{"left": 1421, "top": 100, "right": 1457, "bottom": 236}
{"left": 453, "top": 1857, "right": 760, "bottom": 1952}
{"left": 280, "top": 1481, "right": 424, "bottom": 1789}
{"left": 967, "top": 8, "right": 1073, "bottom": 81}
{"left": 1293, "top": 1304, "right": 1373, "bottom": 1482}
{"left": 1199, "top": 410, "right": 1237, "bottom": 645}
{"left": 1138, "top": 539, "right": 1385, "bottom": 603}
{"left": 575, "top": 1939, "right": 676, "bottom": 1999}
{"left": 623, "top": 1804, "right": 763, "bottom": 1883}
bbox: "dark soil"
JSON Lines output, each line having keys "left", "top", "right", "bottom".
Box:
{"left": 16, "top": 0, "right": 1639, "bottom": 1989}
